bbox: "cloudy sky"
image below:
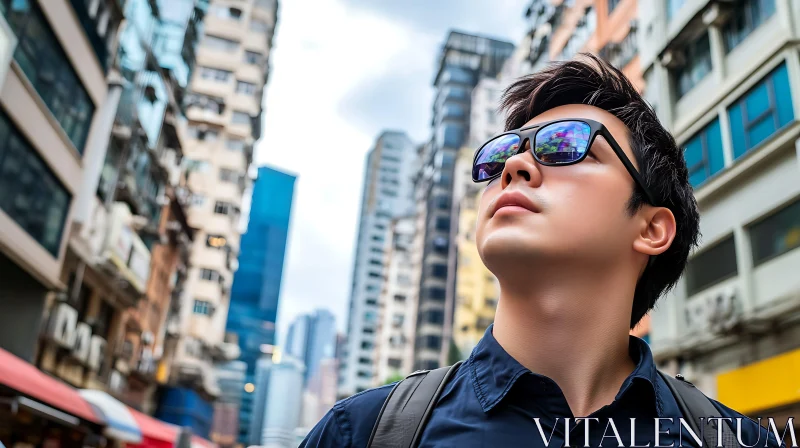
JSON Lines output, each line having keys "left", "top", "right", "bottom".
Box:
{"left": 255, "top": 0, "right": 530, "bottom": 340}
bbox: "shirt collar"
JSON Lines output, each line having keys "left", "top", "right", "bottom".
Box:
{"left": 468, "top": 324, "right": 663, "bottom": 415}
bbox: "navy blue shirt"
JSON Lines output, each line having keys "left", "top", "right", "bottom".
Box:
{"left": 302, "top": 326, "right": 782, "bottom": 447}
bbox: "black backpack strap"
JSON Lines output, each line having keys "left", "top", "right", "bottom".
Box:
{"left": 658, "top": 370, "right": 737, "bottom": 448}
{"left": 367, "top": 361, "right": 462, "bottom": 448}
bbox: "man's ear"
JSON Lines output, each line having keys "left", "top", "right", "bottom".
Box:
{"left": 632, "top": 206, "right": 676, "bottom": 257}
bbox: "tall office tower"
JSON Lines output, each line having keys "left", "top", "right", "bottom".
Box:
{"left": 285, "top": 309, "right": 337, "bottom": 384}
{"left": 451, "top": 78, "right": 504, "bottom": 359}
{"left": 226, "top": 165, "right": 295, "bottom": 444}
{"left": 339, "top": 131, "right": 418, "bottom": 396}
{"left": 0, "top": 0, "right": 123, "bottom": 361}
{"left": 413, "top": 32, "right": 513, "bottom": 370}
{"left": 373, "top": 216, "right": 418, "bottom": 384}
{"left": 211, "top": 360, "right": 247, "bottom": 447}
{"left": 639, "top": 0, "right": 800, "bottom": 428}
{"left": 171, "top": 0, "right": 279, "bottom": 431}
{"left": 260, "top": 355, "right": 305, "bottom": 447}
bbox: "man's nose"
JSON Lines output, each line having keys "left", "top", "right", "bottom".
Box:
{"left": 500, "top": 145, "right": 543, "bottom": 189}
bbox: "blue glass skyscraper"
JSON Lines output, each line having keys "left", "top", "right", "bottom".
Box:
{"left": 226, "top": 166, "right": 296, "bottom": 445}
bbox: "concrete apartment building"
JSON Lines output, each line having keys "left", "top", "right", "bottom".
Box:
{"left": 414, "top": 32, "right": 514, "bottom": 371}
{"left": 173, "top": 0, "right": 277, "bottom": 412}
{"left": 339, "top": 131, "right": 417, "bottom": 396}
{"left": 373, "top": 215, "right": 418, "bottom": 384}
{"left": 0, "top": 0, "right": 123, "bottom": 361}
{"left": 638, "top": 0, "right": 800, "bottom": 432}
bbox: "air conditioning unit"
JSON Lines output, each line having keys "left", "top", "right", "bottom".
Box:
{"left": 702, "top": 2, "right": 734, "bottom": 27}
{"left": 660, "top": 49, "right": 686, "bottom": 69}
{"left": 130, "top": 215, "right": 149, "bottom": 230}
{"left": 46, "top": 303, "right": 78, "bottom": 349}
{"left": 156, "top": 194, "right": 170, "bottom": 206}
{"left": 141, "top": 331, "right": 155, "bottom": 346}
{"left": 88, "top": 336, "right": 106, "bottom": 371}
{"left": 71, "top": 322, "right": 92, "bottom": 363}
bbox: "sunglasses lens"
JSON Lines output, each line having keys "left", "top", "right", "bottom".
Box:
{"left": 473, "top": 134, "right": 521, "bottom": 181}
{"left": 534, "top": 121, "right": 592, "bottom": 164}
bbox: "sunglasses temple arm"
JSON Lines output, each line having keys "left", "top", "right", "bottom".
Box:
{"left": 603, "top": 132, "right": 658, "bottom": 206}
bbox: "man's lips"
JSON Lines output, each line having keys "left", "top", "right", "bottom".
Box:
{"left": 490, "top": 190, "right": 540, "bottom": 216}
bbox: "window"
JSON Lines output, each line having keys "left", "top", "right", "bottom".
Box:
{"left": 203, "top": 34, "right": 239, "bottom": 51}
{"left": 357, "top": 370, "right": 371, "bottom": 378}
{"left": 443, "top": 103, "right": 466, "bottom": 119}
{"left": 424, "top": 335, "right": 442, "bottom": 350}
{"left": 206, "top": 234, "right": 227, "bottom": 249}
{"left": 193, "top": 300, "right": 211, "bottom": 315}
{"left": 380, "top": 189, "right": 397, "bottom": 198}
{"left": 608, "top": 0, "right": 621, "bottom": 13}
{"left": 368, "top": 272, "right": 381, "bottom": 278}
{"left": 431, "top": 264, "right": 448, "bottom": 279}
{"left": 435, "top": 217, "right": 450, "bottom": 232}
{"left": 723, "top": 0, "right": 775, "bottom": 52}
{"left": 375, "top": 223, "right": 386, "bottom": 231}
{"left": 250, "top": 19, "right": 270, "bottom": 33}
{"left": 365, "top": 298, "right": 378, "bottom": 306}
{"left": 188, "top": 126, "right": 219, "bottom": 141}
{"left": 244, "top": 50, "right": 262, "bottom": 65}
{"left": 191, "top": 194, "right": 206, "bottom": 206}
{"left": 363, "top": 327, "right": 375, "bottom": 334}
{"left": 182, "top": 158, "right": 210, "bottom": 173}
{"left": 3, "top": 1, "right": 95, "bottom": 152}
{"left": 425, "top": 310, "right": 444, "bottom": 324}
{"left": 685, "top": 236, "right": 738, "bottom": 296}
{"left": 371, "top": 235, "right": 384, "bottom": 242}
{"left": 231, "top": 111, "right": 251, "bottom": 125}
{"left": 432, "top": 236, "right": 449, "bottom": 254}
{"left": 667, "top": 0, "right": 686, "bottom": 20}
{"left": 749, "top": 199, "right": 800, "bottom": 266}
{"left": 485, "top": 298, "right": 498, "bottom": 308}
{"left": 394, "top": 294, "right": 407, "bottom": 302}
{"left": 435, "top": 195, "right": 450, "bottom": 210}
{"left": 427, "top": 287, "right": 446, "bottom": 301}
{"left": 226, "top": 138, "right": 245, "bottom": 152}
{"left": 370, "top": 247, "right": 383, "bottom": 254}
{"left": 392, "top": 314, "right": 405, "bottom": 327}
{"left": 214, "top": 201, "right": 236, "bottom": 215}
{"left": 369, "top": 259, "right": 382, "bottom": 266}
{"left": 219, "top": 168, "right": 240, "bottom": 183}
{"left": 683, "top": 118, "right": 725, "bottom": 188}
{"left": 236, "top": 80, "right": 257, "bottom": 95}
{"left": 200, "top": 268, "right": 221, "bottom": 282}
{"left": 727, "top": 63, "right": 794, "bottom": 159}
{"left": 210, "top": 5, "right": 242, "bottom": 20}
{"left": 388, "top": 358, "right": 402, "bottom": 369}
{"left": 0, "top": 110, "right": 70, "bottom": 255}
{"left": 366, "top": 284, "right": 379, "bottom": 292}
{"left": 199, "top": 66, "right": 232, "bottom": 82}
{"left": 675, "top": 33, "right": 712, "bottom": 98}
{"left": 365, "top": 311, "right": 377, "bottom": 322}
{"left": 361, "top": 340, "right": 373, "bottom": 350}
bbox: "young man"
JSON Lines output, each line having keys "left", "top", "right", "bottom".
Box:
{"left": 301, "top": 55, "right": 783, "bottom": 447}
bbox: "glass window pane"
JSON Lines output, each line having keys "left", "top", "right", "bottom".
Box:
{"left": 750, "top": 199, "right": 800, "bottom": 265}
{"left": 685, "top": 236, "right": 738, "bottom": 295}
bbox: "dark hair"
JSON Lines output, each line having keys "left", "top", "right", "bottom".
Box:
{"left": 501, "top": 53, "right": 700, "bottom": 328}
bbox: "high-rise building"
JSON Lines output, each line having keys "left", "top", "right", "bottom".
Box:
{"left": 0, "top": 0, "right": 123, "bottom": 362}
{"left": 373, "top": 216, "right": 418, "bottom": 383}
{"left": 260, "top": 355, "right": 305, "bottom": 448}
{"left": 169, "top": 0, "right": 280, "bottom": 428}
{"left": 211, "top": 360, "right": 247, "bottom": 447}
{"left": 413, "top": 32, "right": 513, "bottom": 370}
{"left": 339, "top": 130, "right": 418, "bottom": 396}
{"left": 285, "top": 309, "right": 336, "bottom": 384}
{"left": 226, "top": 165, "right": 295, "bottom": 443}
{"left": 640, "top": 0, "right": 800, "bottom": 432}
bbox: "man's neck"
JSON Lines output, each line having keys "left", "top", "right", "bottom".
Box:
{"left": 492, "top": 266, "right": 637, "bottom": 417}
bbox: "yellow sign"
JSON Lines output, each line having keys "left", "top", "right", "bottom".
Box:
{"left": 717, "top": 347, "right": 800, "bottom": 414}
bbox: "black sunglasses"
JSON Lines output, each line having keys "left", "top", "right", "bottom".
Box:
{"left": 472, "top": 118, "right": 657, "bottom": 205}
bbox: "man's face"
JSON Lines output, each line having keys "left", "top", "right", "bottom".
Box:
{"left": 476, "top": 104, "right": 644, "bottom": 273}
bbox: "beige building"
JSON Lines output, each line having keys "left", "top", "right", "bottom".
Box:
{"left": 373, "top": 216, "right": 418, "bottom": 384}
{"left": 639, "top": 0, "right": 800, "bottom": 434}
{"left": 174, "top": 0, "right": 277, "bottom": 397}
{"left": 0, "top": 0, "right": 123, "bottom": 362}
